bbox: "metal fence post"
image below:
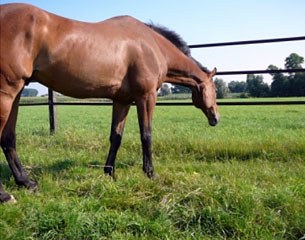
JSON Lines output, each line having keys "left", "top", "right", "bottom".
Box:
{"left": 48, "top": 88, "right": 56, "bottom": 134}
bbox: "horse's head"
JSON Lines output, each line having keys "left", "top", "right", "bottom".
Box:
{"left": 192, "top": 68, "right": 220, "bottom": 126}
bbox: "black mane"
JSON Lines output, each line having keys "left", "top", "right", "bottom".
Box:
{"left": 145, "top": 23, "right": 191, "bottom": 56}
{"left": 145, "top": 23, "right": 209, "bottom": 73}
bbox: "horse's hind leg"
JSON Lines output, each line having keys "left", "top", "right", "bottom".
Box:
{"left": 135, "top": 92, "right": 157, "bottom": 178}
{"left": 104, "top": 102, "right": 131, "bottom": 177}
{"left": 0, "top": 83, "right": 37, "bottom": 203}
{"left": 1, "top": 90, "right": 37, "bottom": 190}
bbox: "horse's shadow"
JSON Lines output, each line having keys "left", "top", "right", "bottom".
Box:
{"left": 45, "top": 159, "right": 76, "bottom": 174}
{"left": 1, "top": 157, "right": 137, "bottom": 185}
{"left": 0, "top": 159, "right": 76, "bottom": 185}
{"left": 0, "top": 162, "right": 12, "bottom": 183}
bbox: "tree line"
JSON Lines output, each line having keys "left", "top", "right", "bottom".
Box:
{"left": 21, "top": 88, "right": 38, "bottom": 97}
{"left": 214, "top": 53, "right": 305, "bottom": 98}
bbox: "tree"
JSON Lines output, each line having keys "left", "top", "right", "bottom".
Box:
{"left": 292, "top": 73, "right": 305, "bottom": 96}
{"left": 246, "top": 74, "right": 270, "bottom": 97}
{"left": 172, "top": 84, "right": 191, "bottom": 93}
{"left": 285, "top": 53, "right": 304, "bottom": 70}
{"left": 268, "top": 65, "right": 287, "bottom": 97}
{"left": 214, "top": 78, "right": 228, "bottom": 99}
{"left": 285, "top": 53, "right": 305, "bottom": 96}
{"left": 228, "top": 81, "right": 247, "bottom": 93}
{"left": 158, "top": 83, "right": 172, "bottom": 96}
{"left": 21, "top": 88, "right": 38, "bottom": 97}
{"left": 269, "top": 53, "right": 305, "bottom": 97}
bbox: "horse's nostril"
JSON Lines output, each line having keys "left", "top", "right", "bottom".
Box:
{"left": 209, "top": 118, "right": 218, "bottom": 126}
{"left": 209, "top": 114, "right": 219, "bottom": 126}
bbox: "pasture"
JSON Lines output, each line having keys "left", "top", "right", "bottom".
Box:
{"left": 1, "top": 101, "right": 305, "bottom": 239}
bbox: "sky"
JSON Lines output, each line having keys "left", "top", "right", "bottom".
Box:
{"left": 1, "top": 0, "right": 305, "bottom": 95}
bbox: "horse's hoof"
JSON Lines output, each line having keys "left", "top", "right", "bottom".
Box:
{"left": 26, "top": 180, "right": 38, "bottom": 192}
{"left": 7, "top": 195, "right": 17, "bottom": 204}
{"left": 104, "top": 166, "right": 115, "bottom": 179}
{"left": 145, "top": 171, "right": 157, "bottom": 179}
{"left": 104, "top": 172, "right": 117, "bottom": 181}
{"left": 0, "top": 194, "right": 17, "bottom": 204}
{"left": 151, "top": 173, "right": 159, "bottom": 180}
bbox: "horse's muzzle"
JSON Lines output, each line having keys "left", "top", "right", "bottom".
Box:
{"left": 206, "top": 107, "right": 220, "bottom": 127}
{"left": 208, "top": 115, "right": 220, "bottom": 126}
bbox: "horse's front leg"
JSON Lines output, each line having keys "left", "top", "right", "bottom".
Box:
{"left": 104, "top": 102, "right": 131, "bottom": 177}
{"left": 1, "top": 91, "right": 37, "bottom": 191}
{"left": 135, "top": 93, "right": 156, "bottom": 178}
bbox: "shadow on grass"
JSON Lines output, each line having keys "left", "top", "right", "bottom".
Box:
{"left": 0, "top": 159, "right": 77, "bottom": 185}
{"left": 46, "top": 159, "right": 76, "bottom": 173}
{"left": 26, "top": 159, "right": 77, "bottom": 179}
{"left": 86, "top": 158, "right": 137, "bottom": 170}
{"left": 0, "top": 162, "right": 11, "bottom": 182}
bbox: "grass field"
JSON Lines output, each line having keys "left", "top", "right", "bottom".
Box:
{"left": 1, "top": 101, "right": 305, "bottom": 239}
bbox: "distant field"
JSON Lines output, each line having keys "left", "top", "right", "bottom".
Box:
{"left": 216, "top": 96, "right": 305, "bottom": 103}
{"left": 0, "top": 103, "right": 305, "bottom": 239}
{"left": 19, "top": 95, "right": 305, "bottom": 105}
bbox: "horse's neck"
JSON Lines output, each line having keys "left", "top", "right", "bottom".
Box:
{"left": 165, "top": 52, "right": 203, "bottom": 88}
{"left": 155, "top": 36, "right": 204, "bottom": 88}
{"left": 165, "top": 70, "right": 198, "bottom": 88}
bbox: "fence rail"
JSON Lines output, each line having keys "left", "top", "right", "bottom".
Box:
{"left": 188, "top": 36, "right": 305, "bottom": 48}
{"left": 19, "top": 100, "right": 305, "bottom": 107}
{"left": 216, "top": 68, "right": 305, "bottom": 76}
{"left": 19, "top": 35, "right": 305, "bottom": 133}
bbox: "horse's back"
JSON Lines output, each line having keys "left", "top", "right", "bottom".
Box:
{"left": 0, "top": 3, "right": 167, "bottom": 99}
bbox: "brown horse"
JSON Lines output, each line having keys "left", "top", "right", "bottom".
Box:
{"left": 0, "top": 3, "right": 219, "bottom": 203}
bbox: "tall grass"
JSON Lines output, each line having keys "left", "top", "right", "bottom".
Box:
{"left": 0, "top": 103, "right": 304, "bottom": 239}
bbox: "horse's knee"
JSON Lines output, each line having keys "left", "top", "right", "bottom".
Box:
{"left": 0, "top": 109, "right": 10, "bottom": 138}
{"left": 0, "top": 99, "right": 13, "bottom": 138}
{"left": 1, "top": 129, "right": 15, "bottom": 150}
{"left": 109, "top": 132, "right": 122, "bottom": 149}
{"left": 0, "top": 126, "right": 16, "bottom": 166}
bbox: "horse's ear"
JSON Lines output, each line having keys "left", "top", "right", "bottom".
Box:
{"left": 209, "top": 67, "right": 217, "bottom": 78}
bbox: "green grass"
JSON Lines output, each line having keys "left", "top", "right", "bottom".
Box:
{"left": 1, "top": 103, "right": 305, "bottom": 239}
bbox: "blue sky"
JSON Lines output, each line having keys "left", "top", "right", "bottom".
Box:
{"left": 1, "top": 0, "right": 305, "bottom": 94}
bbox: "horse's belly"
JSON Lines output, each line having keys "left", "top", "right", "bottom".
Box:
{"left": 50, "top": 82, "right": 115, "bottom": 98}
{"left": 36, "top": 70, "right": 123, "bottom": 99}
{"left": 34, "top": 51, "right": 129, "bottom": 98}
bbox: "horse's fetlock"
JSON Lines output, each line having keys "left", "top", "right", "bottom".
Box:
{"left": 143, "top": 165, "right": 154, "bottom": 178}
{"left": 104, "top": 165, "right": 114, "bottom": 175}
{"left": 15, "top": 176, "right": 36, "bottom": 189}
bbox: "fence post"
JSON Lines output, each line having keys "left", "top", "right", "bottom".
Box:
{"left": 48, "top": 88, "right": 56, "bottom": 134}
